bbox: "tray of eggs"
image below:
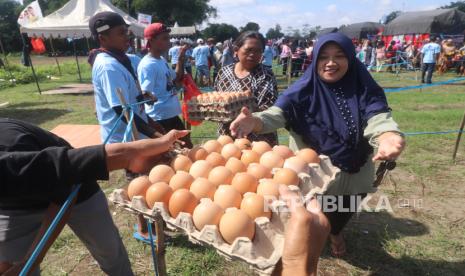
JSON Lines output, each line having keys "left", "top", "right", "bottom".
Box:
{"left": 109, "top": 136, "right": 340, "bottom": 275}
{"left": 187, "top": 91, "right": 257, "bottom": 122}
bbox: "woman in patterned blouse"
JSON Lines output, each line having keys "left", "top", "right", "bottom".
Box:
{"left": 214, "top": 31, "right": 279, "bottom": 146}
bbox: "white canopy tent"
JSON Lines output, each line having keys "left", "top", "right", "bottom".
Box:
{"left": 21, "top": 0, "right": 145, "bottom": 38}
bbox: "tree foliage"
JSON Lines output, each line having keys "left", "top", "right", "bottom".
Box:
{"left": 265, "top": 24, "right": 284, "bottom": 39}
{"left": 240, "top": 22, "right": 260, "bottom": 32}
{"left": 201, "top": 23, "right": 239, "bottom": 42}
{"left": 441, "top": 1, "right": 465, "bottom": 13}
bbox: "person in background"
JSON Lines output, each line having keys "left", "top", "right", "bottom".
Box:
{"left": 138, "top": 23, "right": 193, "bottom": 148}
{"left": 215, "top": 31, "right": 279, "bottom": 146}
{"left": 302, "top": 40, "right": 314, "bottom": 71}
{"left": 280, "top": 39, "right": 292, "bottom": 76}
{"left": 363, "top": 40, "right": 373, "bottom": 68}
{"left": 221, "top": 39, "right": 235, "bottom": 67}
{"left": 212, "top": 42, "right": 223, "bottom": 84}
{"left": 192, "top": 38, "right": 211, "bottom": 86}
{"left": 385, "top": 40, "right": 397, "bottom": 73}
{"left": 375, "top": 40, "right": 386, "bottom": 72}
{"left": 291, "top": 45, "right": 305, "bottom": 78}
{"left": 182, "top": 39, "right": 193, "bottom": 76}
{"left": 88, "top": 12, "right": 160, "bottom": 145}
{"left": 262, "top": 40, "right": 275, "bottom": 69}
{"left": 421, "top": 37, "right": 441, "bottom": 84}
{"left": 168, "top": 39, "right": 181, "bottom": 70}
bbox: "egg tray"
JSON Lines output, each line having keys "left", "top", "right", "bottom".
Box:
{"left": 109, "top": 155, "right": 340, "bottom": 275}
{"left": 187, "top": 98, "right": 257, "bottom": 123}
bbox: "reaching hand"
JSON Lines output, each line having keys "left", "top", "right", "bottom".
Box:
{"left": 229, "top": 107, "right": 260, "bottom": 138}
{"left": 372, "top": 132, "right": 405, "bottom": 162}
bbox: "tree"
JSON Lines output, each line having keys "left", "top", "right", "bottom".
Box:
{"left": 240, "top": 22, "right": 260, "bottom": 32}
{"left": 265, "top": 24, "right": 284, "bottom": 39}
{"left": 384, "top": 10, "right": 401, "bottom": 24}
{"left": 0, "top": 0, "right": 22, "bottom": 52}
{"left": 441, "top": 1, "right": 465, "bottom": 13}
{"left": 202, "top": 23, "right": 239, "bottom": 42}
{"left": 112, "top": 0, "right": 217, "bottom": 26}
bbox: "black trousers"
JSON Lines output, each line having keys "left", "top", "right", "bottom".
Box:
{"left": 316, "top": 193, "right": 367, "bottom": 235}
{"left": 421, "top": 63, "right": 435, "bottom": 83}
{"left": 157, "top": 116, "right": 193, "bottom": 149}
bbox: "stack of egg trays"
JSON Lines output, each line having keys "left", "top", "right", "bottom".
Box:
{"left": 187, "top": 97, "right": 257, "bottom": 123}
{"left": 109, "top": 155, "right": 340, "bottom": 275}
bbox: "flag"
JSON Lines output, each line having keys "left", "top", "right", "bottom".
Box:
{"left": 137, "top": 13, "right": 152, "bottom": 26}
{"left": 17, "top": 0, "right": 43, "bottom": 27}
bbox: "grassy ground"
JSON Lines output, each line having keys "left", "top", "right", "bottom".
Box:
{"left": 1, "top": 57, "right": 464, "bottom": 275}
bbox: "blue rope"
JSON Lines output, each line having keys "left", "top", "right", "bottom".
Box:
{"left": 404, "top": 130, "right": 464, "bottom": 136}
{"left": 384, "top": 77, "right": 465, "bottom": 93}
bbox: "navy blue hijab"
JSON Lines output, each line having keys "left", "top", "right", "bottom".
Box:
{"left": 275, "top": 33, "right": 390, "bottom": 173}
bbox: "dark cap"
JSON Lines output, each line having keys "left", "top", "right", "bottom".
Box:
{"left": 89, "top": 12, "right": 128, "bottom": 38}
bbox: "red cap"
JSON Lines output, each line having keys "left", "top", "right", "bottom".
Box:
{"left": 144, "top": 23, "right": 171, "bottom": 39}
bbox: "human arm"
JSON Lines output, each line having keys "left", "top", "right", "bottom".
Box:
{"left": 363, "top": 112, "right": 406, "bottom": 161}
{"left": 230, "top": 106, "right": 286, "bottom": 138}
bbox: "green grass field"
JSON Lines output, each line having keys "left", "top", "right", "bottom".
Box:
{"left": 0, "top": 56, "right": 464, "bottom": 275}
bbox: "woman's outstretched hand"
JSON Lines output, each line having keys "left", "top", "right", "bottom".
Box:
{"left": 372, "top": 132, "right": 406, "bottom": 161}
{"left": 229, "top": 107, "right": 262, "bottom": 138}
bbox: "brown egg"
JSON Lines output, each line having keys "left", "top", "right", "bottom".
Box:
{"left": 217, "top": 135, "right": 234, "bottom": 146}
{"left": 170, "top": 155, "right": 192, "bottom": 172}
{"left": 259, "top": 151, "right": 284, "bottom": 169}
{"left": 257, "top": 179, "right": 280, "bottom": 199}
{"left": 203, "top": 140, "right": 223, "bottom": 154}
{"left": 190, "top": 178, "right": 216, "bottom": 200}
{"left": 146, "top": 182, "right": 173, "bottom": 209}
{"left": 272, "top": 145, "right": 295, "bottom": 159}
{"left": 240, "top": 150, "right": 260, "bottom": 166}
{"left": 149, "top": 165, "right": 175, "bottom": 184}
{"left": 234, "top": 138, "right": 252, "bottom": 150}
{"left": 205, "top": 152, "right": 226, "bottom": 167}
{"left": 284, "top": 156, "right": 309, "bottom": 174}
{"left": 169, "top": 171, "right": 194, "bottom": 191}
{"left": 221, "top": 143, "right": 241, "bottom": 160}
{"left": 188, "top": 146, "right": 208, "bottom": 161}
{"left": 240, "top": 193, "right": 271, "bottom": 219}
{"left": 208, "top": 166, "right": 234, "bottom": 186}
{"left": 189, "top": 160, "right": 213, "bottom": 178}
{"left": 219, "top": 209, "right": 255, "bottom": 244}
{"left": 214, "top": 185, "right": 242, "bottom": 209}
{"left": 247, "top": 163, "right": 272, "bottom": 179}
{"left": 252, "top": 141, "right": 272, "bottom": 155}
{"left": 192, "top": 200, "right": 224, "bottom": 231}
{"left": 127, "top": 176, "right": 152, "bottom": 200}
{"left": 225, "top": 157, "right": 247, "bottom": 174}
{"left": 297, "top": 148, "right": 320, "bottom": 164}
{"left": 231, "top": 172, "right": 258, "bottom": 194}
{"left": 168, "top": 189, "right": 199, "bottom": 218}
{"left": 273, "top": 168, "right": 300, "bottom": 186}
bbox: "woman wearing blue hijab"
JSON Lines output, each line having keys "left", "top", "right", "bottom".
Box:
{"left": 230, "top": 33, "right": 405, "bottom": 257}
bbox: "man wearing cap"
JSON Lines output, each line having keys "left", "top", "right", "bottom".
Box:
{"left": 138, "top": 23, "right": 193, "bottom": 148}
{"left": 88, "top": 11, "right": 161, "bottom": 145}
{"left": 192, "top": 38, "right": 211, "bottom": 86}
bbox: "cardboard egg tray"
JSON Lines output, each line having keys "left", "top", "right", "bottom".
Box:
{"left": 187, "top": 96, "right": 257, "bottom": 123}
{"left": 109, "top": 155, "right": 340, "bottom": 275}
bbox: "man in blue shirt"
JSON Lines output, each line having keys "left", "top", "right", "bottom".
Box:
{"left": 421, "top": 37, "right": 441, "bottom": 84}
{"left": 262, "top": 42, "right": 275, "bottom": 68}
{"left": 138, "top": 23, "right": 193, "bottom": 148}
{"left": 182, "top": 39, "right": 193, "bottom": 76}
{"left": 168, "top": 40, "right": 181, "bottom": 69}
{"left": 192, "top": 38, "right": 210, "bottom": 86}
{"left": 88, "top": 12, "right": 160, "bottom": 144}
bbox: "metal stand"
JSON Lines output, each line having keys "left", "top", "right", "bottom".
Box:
{"left": 49, "top": 35, "right": 62, "bottom": 75}
{"left": 452, "top": 110, "right": 465, "bottom": 162}
{"left": 72, "top": 37, "right": 83, "bottom": 83}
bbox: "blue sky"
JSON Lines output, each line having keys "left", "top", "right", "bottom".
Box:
{"left": 206, "top": 0, "right": 455, "bottom": 32}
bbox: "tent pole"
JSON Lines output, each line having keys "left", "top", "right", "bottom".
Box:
{"left": 85, "top": 37, "right": 91, "bottom": 53}
{"left": 21, "top": 32, "right": 41, "bottom": 94}
{"left": 72, "top": 36, "right": 83, "bottom": 83}
{"left": 0, "top": 35, "right": 15, "bottom": 82}
{"left": 49, "top": 35, "right": 62, "bottom": 76}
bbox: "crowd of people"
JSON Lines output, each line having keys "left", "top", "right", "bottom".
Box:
{"left": 1, "top": 11, "right": 407, "bottom": 276}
